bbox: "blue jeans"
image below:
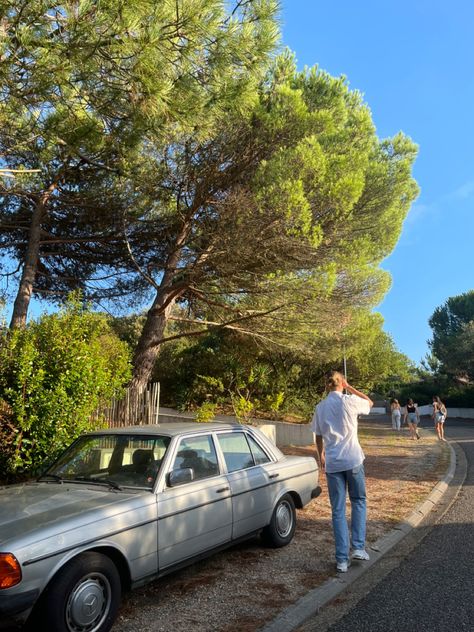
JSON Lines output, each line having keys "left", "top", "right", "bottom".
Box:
{"left": 326, "top": 464, "right": 367, "bottom": 563}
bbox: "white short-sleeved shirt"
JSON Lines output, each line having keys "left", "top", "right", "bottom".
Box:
{"left": 311, "top": 391, "right": 371, "bottom": 473}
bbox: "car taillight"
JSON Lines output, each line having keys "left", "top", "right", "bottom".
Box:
{"left": 0, "top": 553, "right": 22, "bottom": 588}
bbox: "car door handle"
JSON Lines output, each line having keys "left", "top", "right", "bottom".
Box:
{"left": 216, "top": 487, "right": 230, "bottom": 493}
{"left": 268, "top": 473, "right": 279, "bottom": 479}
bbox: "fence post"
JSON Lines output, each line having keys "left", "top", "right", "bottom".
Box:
{"left": 94, "top": 382, "right": 161, "bottom": 427}
{"left": 154, "top": 382, "right": 160, "bottom": 424}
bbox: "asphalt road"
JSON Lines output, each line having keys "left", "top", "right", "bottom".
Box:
{"left": 298, "top": 419, "right": 474, "bottom": 632}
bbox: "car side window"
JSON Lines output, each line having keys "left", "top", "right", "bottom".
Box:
{"left": 247, "top": 435, "right": 271, "bottom": 465}
{"left": 171, "top": 435, "right": 219, "bottom": 481}
{"left": 217, "top": 432, "right": 255, "bottom": 473}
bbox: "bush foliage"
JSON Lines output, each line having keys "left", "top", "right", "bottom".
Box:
{"left": 394, "top": 377, "right": 474, "bottom": 408}
{"left": 0, "top": 298, "right": 131, "bottom": 481}
{"left": 148, "top": 325, "right": 415, "bottom": 420}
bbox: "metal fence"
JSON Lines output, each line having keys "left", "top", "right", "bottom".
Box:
{"left": 93, "top": 382, "right": 161, "bottom": 427}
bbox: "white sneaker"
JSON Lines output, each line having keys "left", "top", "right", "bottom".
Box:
{"left": 352, "top": 549, "right": 370, "bottom": 561}
{"left": 336, "top": 560, "right": 350, "bottom": 572}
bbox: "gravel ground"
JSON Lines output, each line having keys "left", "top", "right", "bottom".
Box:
{"left": 113, "top": 422, "right": 449, "bottom": 632}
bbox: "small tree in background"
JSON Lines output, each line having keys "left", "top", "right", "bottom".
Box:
{"left": 378, "top": 290, "right": 474, "bottom": 408}
{"left": 0, "top": 295, "right": 131, "bottom": 480}
{"left": 428, "top": 290, "right": 474, "bottom": 383}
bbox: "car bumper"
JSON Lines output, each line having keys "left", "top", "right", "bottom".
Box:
{"left": 311, "top": 485, "right": 322, "bottom": 499}
{"left": 0, "top": 589, "right": 39, "bottom": 628}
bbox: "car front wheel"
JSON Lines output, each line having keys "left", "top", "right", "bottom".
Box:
{"left": 262, "top": 493, "right": 296, "bottom": 547}
{"left": 37, "top": 551, "right": 121, "bottom": 632}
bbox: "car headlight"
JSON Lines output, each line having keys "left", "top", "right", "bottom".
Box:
{"left": 0, "top": 553, "right": 22, "bottom": 589}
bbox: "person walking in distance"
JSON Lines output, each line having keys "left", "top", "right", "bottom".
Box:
{"left": 390, "top": 398, "right": 402, "bottom": 431}
{"left": 404, "top": 398, "right": 420, "bottom": 440}
{"left": 312, "top": 371, "right": 373, "bottom": 573}
{"left": 432, "top": 395, "right": 448, "bottom": 441}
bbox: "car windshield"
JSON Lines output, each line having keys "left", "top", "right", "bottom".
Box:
{"left": 44, "top": 433, "right": 171, "bottom": 489}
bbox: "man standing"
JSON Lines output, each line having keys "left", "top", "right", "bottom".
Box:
{"left": 312, "top": 371, "right": 373, "bottom": 572}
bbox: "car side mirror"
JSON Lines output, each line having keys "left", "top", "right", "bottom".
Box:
{"left": 167, "top": 467, "right": 194, "bottom": 487}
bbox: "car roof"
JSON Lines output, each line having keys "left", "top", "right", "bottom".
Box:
{"left": 87, "top": 422, "right": 244, "bottom": 438}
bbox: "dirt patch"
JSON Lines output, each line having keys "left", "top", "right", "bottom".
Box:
{"left": 113, "top": 421, "right": 450, "bottom": 632}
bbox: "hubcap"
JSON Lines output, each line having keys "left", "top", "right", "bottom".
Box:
{"left": 275, "top": 500, "right": 293, "bottom": 538}
{"left": 66, "top": 573, "right": 111, "bottom": 632}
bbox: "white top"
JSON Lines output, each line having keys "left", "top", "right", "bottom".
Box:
{"left": 311, "top": 391, "right": 371, "bottom": 473}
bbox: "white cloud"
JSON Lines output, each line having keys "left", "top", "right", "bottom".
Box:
{"left": 453, "top": 180, "right": 474, "bottom": 200}
{"left": 405, "top": 201, "right": 431, "bottom": 225}
{"left": 404, "top": 178, "right": 474, "bottom": 230}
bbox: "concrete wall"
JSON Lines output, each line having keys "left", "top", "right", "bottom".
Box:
{"left": 254, "top": 420, "right": 313, "bottom": 446}
{"left": 371, "top": 407, "right": 386, "bottom": 415}
{"left": 154, "top": 407, "right": 473, "bottom": 448}
{"left": 156, "top": 410, "right": 194, "bottom": 424}
{"left": 416, "top": 405, "right": 474, "bottom": 418}
{"left": 155, "top": 408, "right": 313, "bottom": 447}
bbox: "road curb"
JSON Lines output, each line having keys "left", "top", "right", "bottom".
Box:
{"left": 259, "top": 439, "right": 465, "bottom": 632}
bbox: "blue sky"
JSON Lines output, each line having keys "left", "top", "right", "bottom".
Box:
{"left": 281, "top": 0, "right": 474, "bottom": 364}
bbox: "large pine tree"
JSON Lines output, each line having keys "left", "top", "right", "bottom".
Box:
{"left": 0, "top": 0, "right": 279, "bottom": 327}
{"left": 123, "top": 57, "right": 419, "bottom": 388}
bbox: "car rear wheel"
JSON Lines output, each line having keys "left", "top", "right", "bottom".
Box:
{"left": 262, "top": 493, "right": 296, "bottom": 547}
{"left": 38, "top": 551, "right": 121, "bottom": 632}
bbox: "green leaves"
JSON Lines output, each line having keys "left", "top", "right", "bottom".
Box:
{"left": 0, "top": 295, "right": 131, "bottom": 476}
{"left": 429, "top": 290, "right": 474, "bottom": 382}
{"left": 1, "top": 1, "right": 280, "bottom": 328}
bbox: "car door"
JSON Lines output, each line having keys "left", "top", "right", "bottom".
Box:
{"left": 157, "top": 433, "right": 232, "bottom": 570}
{"left": 216, "top": 430, "right": 275, "bottom": 540}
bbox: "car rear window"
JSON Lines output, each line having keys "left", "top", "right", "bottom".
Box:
{"left": 247, "top": 434, "right": 271, "bottom": 465}
{"left": 217, "top": 432, "right": 257, "bottom": 472}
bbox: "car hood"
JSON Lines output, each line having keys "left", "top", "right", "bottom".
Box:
{"left": 0, "top": 482, "right": 153, "bottom": 551}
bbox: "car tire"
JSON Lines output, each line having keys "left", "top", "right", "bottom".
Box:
{"left": 261, "top": 493, "right": 296, "bottom": 548}
{"left": 37, "top": 551, "right": 121, "bottom": 632}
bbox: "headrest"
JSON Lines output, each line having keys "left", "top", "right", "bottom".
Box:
{"left": 179, "top": 449, "right": 198, "bottom": 459}
{"left": 132, "top": 449, "right": 154, "bottom": 466}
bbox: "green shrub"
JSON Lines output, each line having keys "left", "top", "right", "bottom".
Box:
{"left": 443, "top": 387, "right": 474, "bottom": 408}
{"left": 280, "top": 393, "right": 315, "bottom": 420}
{"left": 393, "top": 376, "right": 474, "bottom": 408}
{"left": 195, "top": 401, "right": 217, "bottom": 423}
{"left": 0, "top": 297, "right": 131, "bottom": 480}
{"left": 231, "top": 395, "right": 254, "bottom": 423}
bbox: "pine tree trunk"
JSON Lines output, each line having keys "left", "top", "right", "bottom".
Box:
{"left": 9, "top": 182, "right": 57, "bottom": 329}
{"left": 129, "top": 292, "right": 177, "bottom": 391}
{"left": 130, "top": 255, "right": 186, "bottom": 390}
{"left": 130, "top": 219, "right": 191, "bottom": 391}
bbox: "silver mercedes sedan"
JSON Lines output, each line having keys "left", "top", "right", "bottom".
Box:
{"left": 0, "top": 422, "right": 320, "bottom": 631}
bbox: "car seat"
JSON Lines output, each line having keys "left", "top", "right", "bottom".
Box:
{"left": 132, "top": 449, "right": 155, "bottom": 474}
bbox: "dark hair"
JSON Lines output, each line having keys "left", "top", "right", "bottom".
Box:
{"left": 407, "top": 398, "right": 414, "bottom": 405}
